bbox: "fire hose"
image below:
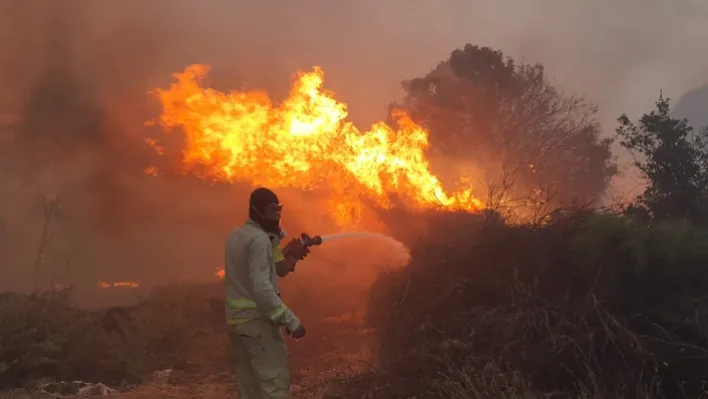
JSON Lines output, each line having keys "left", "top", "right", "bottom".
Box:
{"left": 297, "top": 231, "right": 401, "bottom": 248}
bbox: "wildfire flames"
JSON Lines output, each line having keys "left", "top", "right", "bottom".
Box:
{"left": 97, "top": 280, "right": 140, "bottom": 289}
{"left": 97, "top": 65, "right": 485, "bottom": 289}
{"left": 148, "top": 65, "right": 484, "bottom": 225}
{"left": 215, "top": 268, "right": 225, "bottom": 279}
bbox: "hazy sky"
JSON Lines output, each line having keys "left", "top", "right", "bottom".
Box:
{"left": 152, "top": 0, "right": 708, "bottom": 127}
{"left": 49, "top": 0, "right": 705, "bottom": 129}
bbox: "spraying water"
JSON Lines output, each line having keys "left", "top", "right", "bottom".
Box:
{"left": 316, "top": 232, "right": 411, "bottom": 266}
{"left": 320, "top": 232, "right": 400, "bottom": 243}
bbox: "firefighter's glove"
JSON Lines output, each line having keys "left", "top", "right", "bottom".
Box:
{"left": 288, "top": 324, "right": 307, "bottom": 339}
{"left": 284, "top": 238, "right": 310, "bottom": 260}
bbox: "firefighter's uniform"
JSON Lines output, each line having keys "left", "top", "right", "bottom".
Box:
{"left": 225, "top": 219, "right": 300, "bottom": 399}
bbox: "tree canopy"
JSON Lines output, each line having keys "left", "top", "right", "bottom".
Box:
{"left": 393, "top": 44, "right": 616, "bottom": 219}
{"left": 617, "top": 95, "right": 708, "bottom": 223}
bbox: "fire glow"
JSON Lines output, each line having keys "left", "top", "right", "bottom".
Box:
{"left": 97, "top": 280, "right": 140, "bottom": 289}
{"left": 95, "top": 66, "right": 486, "bottom": 289}
{"left": 147, "top": 65, "right": 484, "bottom": 225}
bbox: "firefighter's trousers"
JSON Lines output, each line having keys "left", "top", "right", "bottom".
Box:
{"left": 230, "top": 319, "right": 291, "bottom": 399}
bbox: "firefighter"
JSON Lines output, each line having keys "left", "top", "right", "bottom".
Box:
{"left": 225, "top": 187, "right": 310, "bottom": 398}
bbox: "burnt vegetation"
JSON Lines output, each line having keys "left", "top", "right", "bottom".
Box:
{"left": 3, "top": 36, "right": 708, "bottom": 399}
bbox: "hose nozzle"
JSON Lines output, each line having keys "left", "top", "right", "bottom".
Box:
{"left": 301, "top": 233, "right": 323, "bottom": 247}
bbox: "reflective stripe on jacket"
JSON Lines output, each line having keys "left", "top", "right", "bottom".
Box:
{"left": 224, "top": 219, "right": 300, "bottom": 331}
{"left": 272, "top": 245, "right": 285, "bottom": 264}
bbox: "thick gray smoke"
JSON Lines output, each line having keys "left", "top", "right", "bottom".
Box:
{"left": 675, "top": 85, "right": 708, "bottom": 128}
{"left": 0, "top": 0, "right": 706, "bottom": 306}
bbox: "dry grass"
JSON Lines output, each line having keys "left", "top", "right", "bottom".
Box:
{"left": 0, "top": 283, "right": 230, "bottom": 392}
{"left": 6, "top": 210, "right": 708, "bottom": 398}
{"left": 0, "top": 281, "right": 376, "bottom": 398}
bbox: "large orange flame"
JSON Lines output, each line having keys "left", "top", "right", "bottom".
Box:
{"left": 148, "top": 65, "right": 483, "bottom": 224}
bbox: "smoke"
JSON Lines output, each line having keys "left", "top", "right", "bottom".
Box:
{"left": 0, "top": 1, "right": 706, "bottom": 308}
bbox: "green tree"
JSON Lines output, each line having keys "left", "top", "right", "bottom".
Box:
{"left": 616, "top": 95, "right": 708, "bottom": 223}
{"left": 393, "top": 44, "right": 616, "bottom": 219}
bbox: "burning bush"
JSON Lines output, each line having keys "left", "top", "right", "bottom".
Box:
{"left": 347, "top": 211, "right": 708, "bottom": 398}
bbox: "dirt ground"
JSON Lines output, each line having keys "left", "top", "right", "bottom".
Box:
{"left": 0, "top": 311, "right": 376, "bottom": 399}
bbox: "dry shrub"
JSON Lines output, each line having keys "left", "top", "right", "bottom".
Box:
{"left": 0, "top": 290, "right": 112, "bottom": 388}
{"left": 101, "top": 283, "right": 226, "bottom": 377}
{"left": 0, "top": 282, "right": 226, "bottom": 389}
{"left": 342, "top": 211, "right": 708, "bottom": 398}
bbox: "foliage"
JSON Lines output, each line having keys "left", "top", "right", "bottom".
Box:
{"left": 616, "top": 96, "right": 708, "bottom": 223}
{"left": 0, "top": 290, "right": 111, "bottom": 388}
{"left": 394, "top": 44, "right": 616, "bottom": 216}
{"left": 344, "top": 211, "right": 708, "bottom": 398}
{"left": 100, "top": 283, "right": 228, "bottom": 379}
{"left": 0, "top": 283, "right": 226, "bottom": 389}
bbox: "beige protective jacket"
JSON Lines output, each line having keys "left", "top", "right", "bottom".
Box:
{"left": 224, "top": 219, "right": 300, "bottom": 332}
